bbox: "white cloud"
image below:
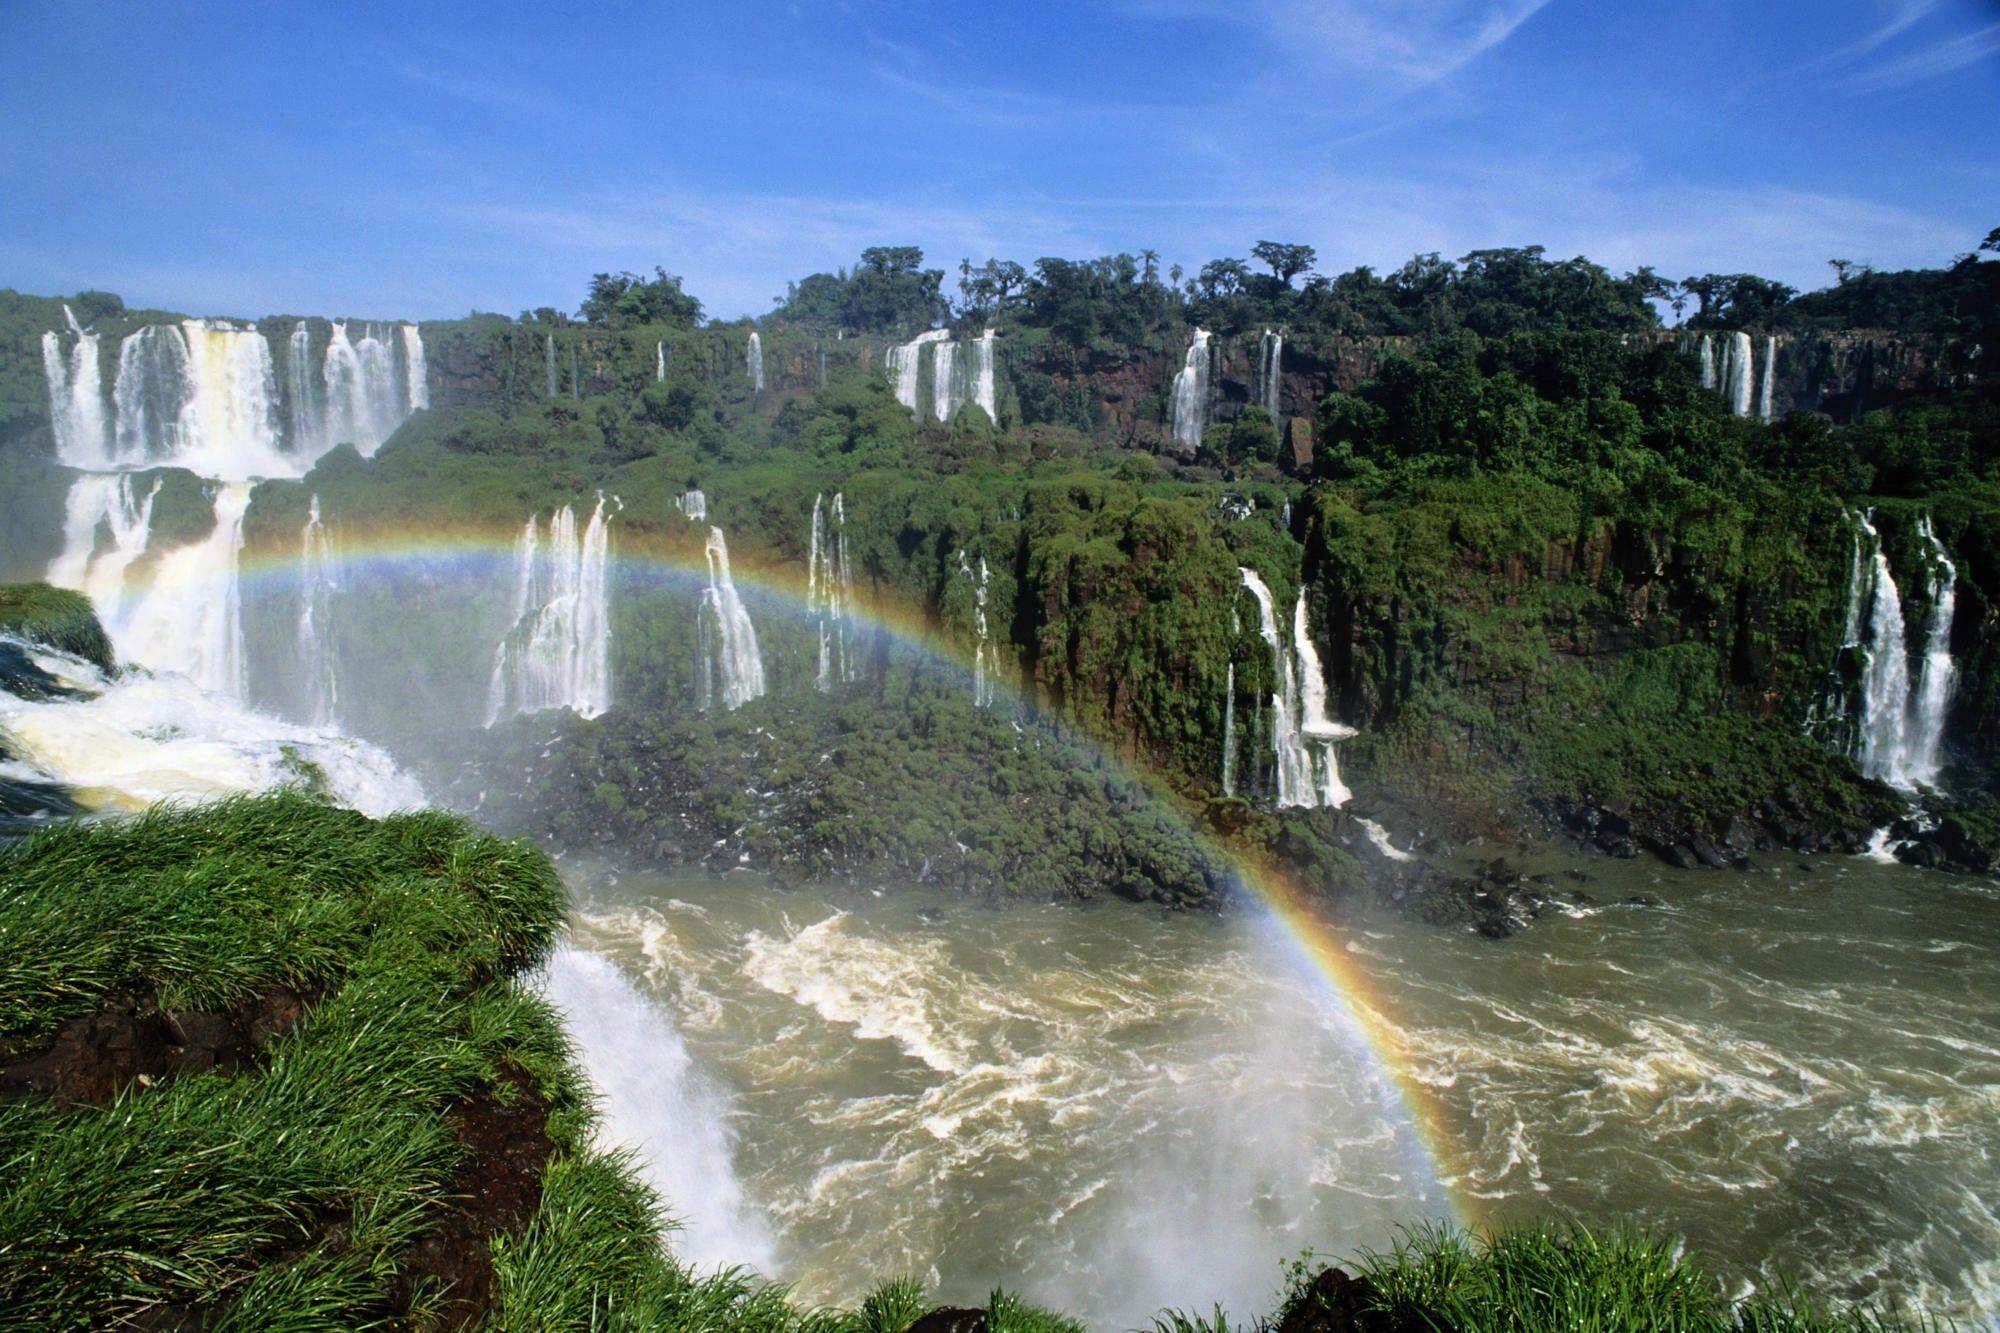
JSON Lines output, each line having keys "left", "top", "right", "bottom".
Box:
{"left": 1111, "top": 0, "right": 1552, "bottom": 83}
{"left": 1849, "top": 20, "right": 2000, "bottom": 90}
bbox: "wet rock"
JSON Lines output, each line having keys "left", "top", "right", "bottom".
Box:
{"left": 1277, "top": 1266, "right": 1382, "bottom": 1333}
{"left": 907, "top": 1309, "right": 988, "bottom": 1333}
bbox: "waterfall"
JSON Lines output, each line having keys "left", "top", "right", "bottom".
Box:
{"left": 112, "top": 324, "right": 192, "bottom": 467}
{"left": 1293, "top": 591, "right": 1356, "bottom": 808}
{"left": 545, "top": 333, "right": 558, "bottom": 398}
{"left": 1907, "top": 517, "right": 1956, "bottom": 785}
{"left": 675, "top": 489, "right": 707, "bottom": 523}
{"left": 809, "top": 493, "right": 856, "bottom": 689}
{"left": 656, "top": 340, "right": 666, "bottom": 382}
{"left": 1854, "top": 510, "right": 1913, "bottom": 786}
{"left": 1170, "top": 329, "right": 1213, "bottom": 449}
{"left": 49, "top": 474, "right": 158, "bottom": 628}
{"left": 298, "top": 495, "right": 338, "bottom": 726}
{"left": 323, "top": 322, "right": 404, "bottom": 456}
{"left": 116, "top": 483, "right": 254, "bottom": 697}
{"left": 973, "top": 555, "right": 994, "bottom": 707}
{"left": 1698, "top": 334, "right": 1717, "bottom": 391}
{"left": 400, "top": 324, "right": 429, "bottom": 413}
{"left": 1238, "top": 569, "right": 1315, "bottom": 806}
{"left": 1757, "top": 335, "right": 1777, "bottom": 422}
{"left": 1221, "top": 662, "right": 1237, "bottom": 797}
{"left": 178, "top": 320, "right": 288, "bottom": 478}
{"left": 1847, "top": 509, "right": 1959, "bottom": 790}
{"left": 699, "top": 527, "right": 765, "bottom": 710}
{"left": 973, "top": 329, "right": 997, "bottom": 423}
{"left": 1726, "top": 331, "right": 1755, "bottom": 417}
{"left": 931, "top": 337, "right": 959, "bottom": 422}
{"left": 40, "top": 306, "right": 110, "bottom": 468}
{"left": 484, "top": 495, "right": 617, "bottom": 725}
{"left": 1259, "top": 329, "right": 1283, "bottom": 422}
{"left": 887, "top": 329, "right": 951, "bottom": 414}
{"left": 746, "top": 331, "right": 765, "bottom": 394}
{"left": 541, "top": 948, "right": 774, "bottom": 1271}
{"left": 285, "top": 321, "right": 320, "bottom": 460}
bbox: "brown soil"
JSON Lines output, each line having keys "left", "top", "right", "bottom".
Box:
{"left": 0, "top": 986, "right": 310, "bottom": 1107}
{"left": 6, "top": 992, "right": 553, "bottom": 1328}
{"left": 390, "top": 1064, "right": 552, "bottom": 1328}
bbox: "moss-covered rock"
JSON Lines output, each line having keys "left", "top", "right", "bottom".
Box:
{"left": 0, "top": 582, "right": 113, "bottom": 672}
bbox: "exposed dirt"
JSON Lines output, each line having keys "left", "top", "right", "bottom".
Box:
{"left": 0, "top": 985, "right": 310, "bottom": 1106}
{"left": 390, "top": 1064, "right": 553, "bottom": 1328}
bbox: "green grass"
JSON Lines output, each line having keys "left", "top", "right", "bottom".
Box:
{"left": 1262, "top": 1224, "right": 1940, "bottom": 1333}
{"left": 0, "top": 797, "right": 1949, "bottom": 1329}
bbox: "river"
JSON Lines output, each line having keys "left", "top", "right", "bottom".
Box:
{"left": 552, "top": 854, "right": 2000, "bottom": 1329}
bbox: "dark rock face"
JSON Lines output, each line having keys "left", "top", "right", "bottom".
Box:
{"left": 1277, "top": 1267, "right": 1390, "bottom": 1333}
{"left": 907, "top": 1308, "right": 989, "bottom": 1333}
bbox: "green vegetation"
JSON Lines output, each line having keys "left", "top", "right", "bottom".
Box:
{"left": 1265, "top": 1224, "right": 1930, "bottom": 1332}
{"left": 0, "top": 581, "right": 113, "bottom": 671}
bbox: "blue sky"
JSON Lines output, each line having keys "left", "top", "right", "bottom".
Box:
{"left": 2, "top": 1, "right": 1995, "bottom": 321}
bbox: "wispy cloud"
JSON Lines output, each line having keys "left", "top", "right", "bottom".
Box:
{"left": 1111, "top": 0, "right": 1551, "bottom": 83}
{"left": 1850, "top": 20, "right": 2000, "bottom": 90}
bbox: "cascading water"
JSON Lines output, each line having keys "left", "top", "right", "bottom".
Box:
{"left": 1259, "top": 329, "right": 1283, "bottom": 422}
{"left": 676, "top": 488, "right": 708, "bottom": 523}
{"left": 1293, "top": 591, "right": 1356, "bottom": 808}
{"left": 485, "top": 495, "right": 617, "bottom": 725}
{"left": 973, "top": 328, "right": 997, "bottom": 423}
{"left": 1221, "top": 661, "right": 1237, "bottom": 797}
{"left": 1845, "top": 509, "right": 1959, "bottom": 790}
{"left": 1170, "top": 329, "right": 1213, "bottom": 449}
{"left": 177, "top": 319, "right": 289, "bottom": 478}
{"left": 1854, "top": 510, "right": 1911, "bottom": 785}
{"left": 545, "top": 333, "right": 558, "bottom": 398}
{"left": 400, "top": 323, "right": 429, "bottom": 412}
{"left": 0, "top": 633, "right": 422, "bottom": 819}
{"left": 41, "top": 305, "right": 110, "bottom": 468}
{"left": 699, "top": 527, "right": 765, "bottom": 710}
{"left": 111, "top": 324, "right": 193, "bottom": 467}
{"left": 1726, "top": 331, "right": 1755, "bottom": 417}
{"left": 116, "top": 482, "right": 254, "bottom": 697}
{"left": 49, "top": 474, "right": 158, "bottom": 627}
{"left": 809, "top": 493, "right": 856, "bottom": 689}
{"left": 887, "top": 329, "right": 951, "bottom": 414}
{"left": 973, "top": 556, "right": 994, "bottom": 707}
{"left": 1757, "top": 334, "right": 1776, "bottom": 423}
{"left": 746, "top": 331, "right": 765, "bottom": 394}
{"left": 298, "top": 495, "right": 338, "bottom": 726}
{"left": 1699, "top": 334, "right": 1718, "bottom": 390}
{"left": 656, "top": 340, "right": 667, "bottom": 381}
{"left": 1907, "top": 517, "right": 1956, "bottom": 785}
{"left": 931, "top": 337, "right": 959, "bottom": 422}
{"left": 285, "top": 321, "right": 320, "bottom": 460}
{"left": 323, "top": 322, "right": 405, "bottom": 456}
{"left": 1238, "top": 569, "right": 1314, "bottom": 805}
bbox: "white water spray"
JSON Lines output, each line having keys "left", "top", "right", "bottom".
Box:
{"left": 973, "top": 328, "right": 997, "bottom": 423}
{"left": 485, "top": 495, "right": 617, "bottom": 725}
{"left": 1259, "top": 329, "right": 1284, "bottom": 422}
{"left": 699, "top": 527, "right": 765, "bottom": 710}
{"left": 809, "top": 493, "right": 857, "bottom": 689}
{"left": 116, "top": 483, "right": 254, "bottom": 697}
{"left": 1757, "top": 334, "right": 1776, "bottom": 423}
{"left": 887, "top": 329, "right": 951, "bottom": 415}
{"left": 41, "top": 305, "right": 110, "bottom": 468}
{"left": 1170, "top": 329, "right": 1213, "bottom": 449}
{"left": 747, "top": 331, "right": 765, "bottom": 394}
{"left": 542, "top": 947, "right": 773, "bottom": 1271}
{"left": 298, "top": 494, "right": 338, "bottom": 726}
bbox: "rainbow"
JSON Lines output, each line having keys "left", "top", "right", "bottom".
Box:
{"left": 110, "top": 510, "right": 1483, "bottom": 1227}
